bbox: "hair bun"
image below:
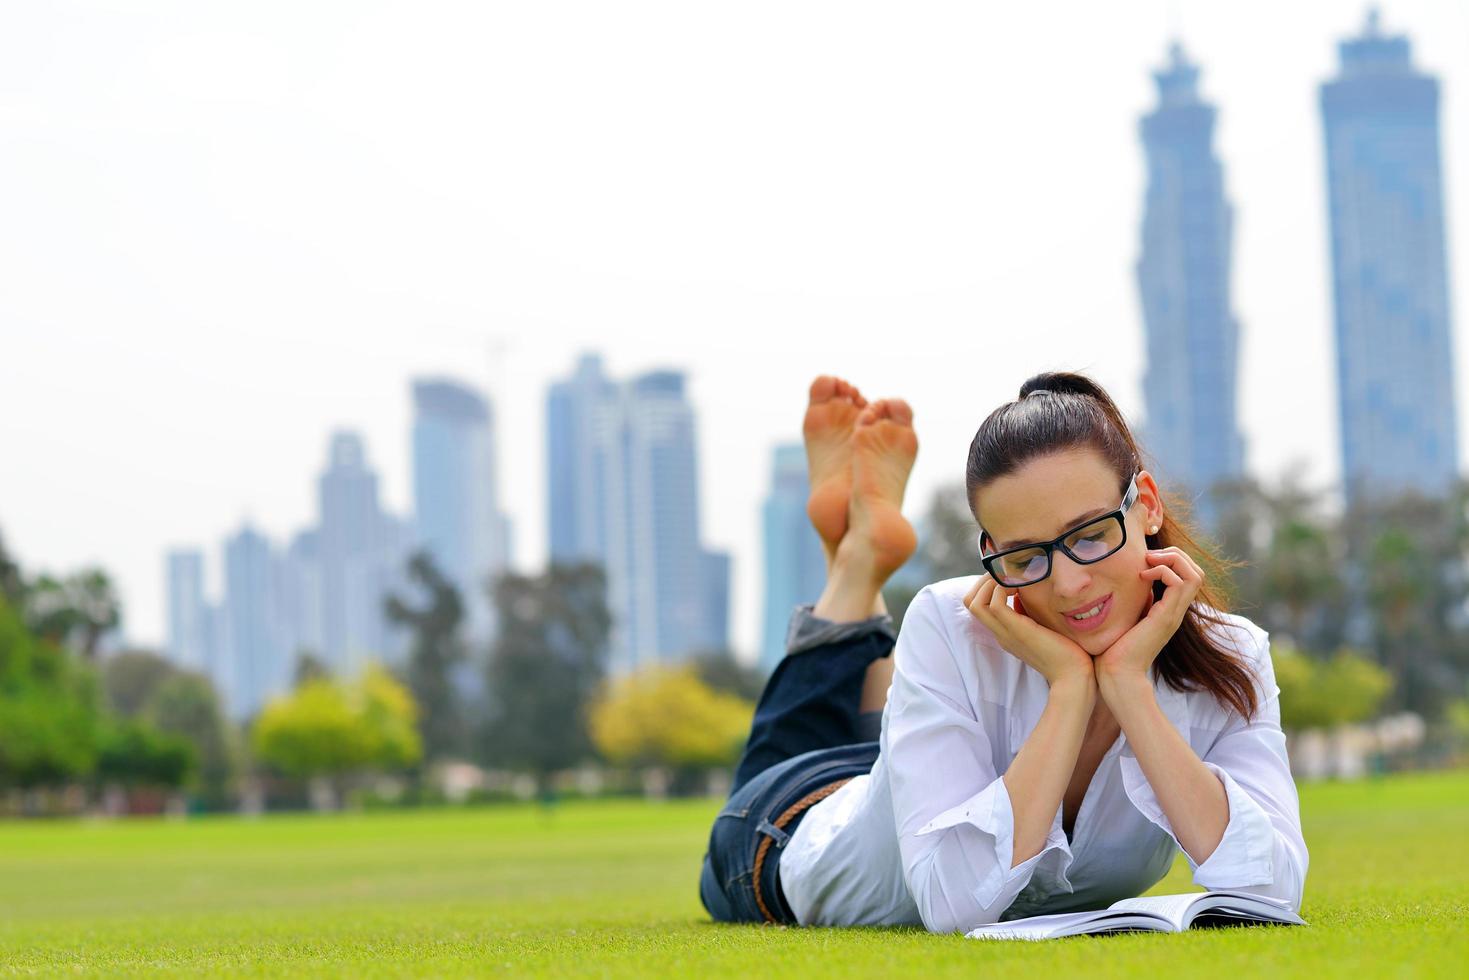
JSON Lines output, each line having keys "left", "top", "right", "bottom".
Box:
{"left": 1018, "top": 371, "right": 1100, "bottom": 401}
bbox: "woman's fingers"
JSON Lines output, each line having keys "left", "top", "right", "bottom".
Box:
{"left": 965, "top": 573, "right": 1026, "bottom": 642}
{"left": 1140, "top": 564, "right": 1186, "bottom": 588}
{"left": 988, "top": 577, "right": 1010, "bottom": 611}
{"left": 1146, "top": 547, "right": 1205, "bottom": 584}
{"left": 966, "top": 575, "right": 997, "bottom": 622}
{"left": 964, "top": 575, "right": 985, "bottom": 608}
{"left": 1140, "top": 564, "right": 1191, "bottom": 623}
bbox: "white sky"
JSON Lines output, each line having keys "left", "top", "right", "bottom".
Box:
{"left": 4, "top": 1, "right": 1469, "bottom": 660}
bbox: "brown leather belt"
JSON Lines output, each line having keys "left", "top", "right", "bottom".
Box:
{"left": 751, "top": 777, "right": 853, "bottom": 924}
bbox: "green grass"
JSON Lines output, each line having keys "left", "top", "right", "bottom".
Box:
{"left": 0, "top": 771, "right": 1465, "bottom": 977}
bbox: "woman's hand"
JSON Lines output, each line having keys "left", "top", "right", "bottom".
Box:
{"left": 1094, "top": 547, "right": 1205, "bottom": 690}
{"left": 964, "top": 574, "right": 1094, "bottom": 689}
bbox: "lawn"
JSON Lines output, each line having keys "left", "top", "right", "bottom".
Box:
{"left": 0, "top": 770, "right": 1464, "bottom": 977}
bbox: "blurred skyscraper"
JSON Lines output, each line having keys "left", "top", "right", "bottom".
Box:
{"left": 759, "top": 444, "right": 827, "bottom": 672}
{"left": 222, "top": 523, "right": 287, "bottom": 720}
{"left": 164, "top": 549, "right": 209, "bottom": 673}
{"left": 1136, "top": 42, "right": 1244, "bottom": 525}
{"left": 1321, "top": 11, "right": 1459, "bottom": 505}
{"left": 278, "top": 529, "right": 323, "bottom": 660}
{"left": 547, "top": 354, "right": 617, "bottom": 563}
{"left": 316, "top": 431, "right": 412, "bottom": 674}
{"left": 412, "top": 379, "right": 513, "bottom": 645}
{"left": 546, "top": 354, "right": 730, "bottom": 674}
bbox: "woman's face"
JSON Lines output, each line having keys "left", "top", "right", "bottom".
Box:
{"left": 972, "top": 448, "right": 1164, "bottom": 656}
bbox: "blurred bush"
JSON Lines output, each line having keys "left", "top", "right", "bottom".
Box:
{"left": 253, "top": 664, "right": 421, "bottom": 785}
{"left": 1274, "top": 644, "right": 1393, "bottom": 730}
{"left": 589, "top": 664, "right": 753, "bottom": 782}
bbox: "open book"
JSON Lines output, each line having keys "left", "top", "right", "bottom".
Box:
{"left": 966, "top": 891, "right": 1305, "bottom": 941}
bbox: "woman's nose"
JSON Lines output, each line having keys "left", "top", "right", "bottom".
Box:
{"left": 1048, "top": 550, "right": 1093, "bottom": 598}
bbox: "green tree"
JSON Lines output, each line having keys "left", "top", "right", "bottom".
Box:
{"left": 25, "top": 568, "right": 121, "bottom": 660}
{"left": 0, "top": 530, "right": 22, "bottom": 607}
{"left": 146, "top": 671, "right": 237, "bottom": 806}
{"left": 1274, "top": 645, "right": 1393, "bottom": 731}
{"left": 1262, "top": 519, "right": 1342, "bottom": 650}
{"left": 252, "top": 664, "right": 421, "bottom": 791}
{"left": 1350, "top": 492, "right": 1464, "bottom": 717}
{"left": 1210, "top": 471, "right": 1349, "bottom": 655}
{"left": 95, "top": 719, "right": 196, "bottom": 789}
{"left": 589, "top": 665, "right": 754, "bottom": 779}
{"left": 101, "top": 650, "right": 177, "bottom": 717}
{"left": 97, "top": 648, "right": 238, "bottom": 805}
{"left": 691, "top": 649, "right": 766, "bottom": 701}
{"left": 292, "top": 650, "right": 331, "bottom": 687}
{"left": 384, "top": 551, "right": 468, "bottom": 761}
{"left": 480, "top": 563, "right": 610, "bottom": 793}
{"left": 0, "top": 596, "right": 101, "bottom": 789}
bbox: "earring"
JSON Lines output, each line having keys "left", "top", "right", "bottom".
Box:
{"left": 1148, "top": 525, "right": 1159, "bottom": 534}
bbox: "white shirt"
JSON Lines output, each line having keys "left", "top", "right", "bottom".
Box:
{"left": 778, "top": 575, "right": 1309, "bottom": 933}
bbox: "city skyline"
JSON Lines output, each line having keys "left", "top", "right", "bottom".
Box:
{"left": 167, "top": 431, "right": 416, "bottom": 717}
{"left": 9, "top": 2, "right": 1469, "bottom": 663}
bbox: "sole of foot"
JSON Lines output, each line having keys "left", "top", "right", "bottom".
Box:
{"left": 803, "top": 375, "right": 867, "bottom": 560}
{"left": 845, "top": 398, "right": 919, "bottom": 578}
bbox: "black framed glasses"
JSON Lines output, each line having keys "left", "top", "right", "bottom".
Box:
{"left": 977, "top": 474, "right": 1140, "bottom": 587}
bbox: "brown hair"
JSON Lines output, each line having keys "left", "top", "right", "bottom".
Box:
{"left": 965, "top": 370, "right": 1260, "bottom": 722}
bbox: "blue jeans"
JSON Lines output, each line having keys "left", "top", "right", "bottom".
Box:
{"left": 698, "top": 606, "right": 896, "bottom": 924}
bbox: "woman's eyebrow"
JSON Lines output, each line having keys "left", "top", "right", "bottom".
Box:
{"left": 992, "top": 505, "right": 1112, "bottom": 550}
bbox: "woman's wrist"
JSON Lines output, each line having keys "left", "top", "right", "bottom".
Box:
{"left": 1047, "top": 670, "right": 1097, "bottom": 710}
{"left": 1096, "top": 669, "right": 1154, "bottom": 722}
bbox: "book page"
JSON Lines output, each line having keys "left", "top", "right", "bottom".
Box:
{"left": 1110, "top": 891, "right": 1299, "bottom": 930}
{"left": 967, "top": 909, "right": 1166, "bottom": 941}
{"left": 1107, "top": 893, "right": 1211, "bottom": 930}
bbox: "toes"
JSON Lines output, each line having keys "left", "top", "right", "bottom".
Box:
{"left": 856, "top": 398, "right": 914, "bottom": 427}
{"left": 809, "top": 375, "right": 866, "bottom": 409}
{"left": 808, "top": 375, "right": 839, "bottom": 404}
{"left": 834, "top": 377, "right": 866, "bottom": 406}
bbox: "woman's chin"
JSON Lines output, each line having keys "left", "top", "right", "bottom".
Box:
{"left": 1071, "top": 622, "right": 1124, "bottom": 657}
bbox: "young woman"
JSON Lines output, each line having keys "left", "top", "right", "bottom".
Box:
{"left": 700, "top": 371, "right": 1308, "bottom": 933}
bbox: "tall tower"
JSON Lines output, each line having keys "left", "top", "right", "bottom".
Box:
{"left": 546, "top": 355, "right": 729, "bottom": 674}
{"left": 222, "top": 523, "right": 286, "bottom": 720}
{"left": 412, "top": 379, "right": 512, "bottom": 644}
{"left": 1321, "top": 10, "right": 1459, "bottom": 504}
{"left": 165, "top": 548, "right": 209, "bottom": 672}
{"left": 547, "top": 353, "right": 617, "bottom": 564}
{"left": 759, "top": 444, "right": 827, "bottom": 672}
{"left": 316, "top": 431, "right": 411, "bottom": 673}
{"left": 1136, "top": 42, "right": 1245, "bottom": 524}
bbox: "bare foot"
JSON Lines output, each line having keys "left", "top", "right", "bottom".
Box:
{"left": 803, "top": 375, "right": 867, "bottom": 563}
{"left": 846, "top": 398, "right": 918, "bottom": 578}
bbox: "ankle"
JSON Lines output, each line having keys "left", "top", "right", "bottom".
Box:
{"left": 813, "top": 543, "right": 890, "bottom": 623}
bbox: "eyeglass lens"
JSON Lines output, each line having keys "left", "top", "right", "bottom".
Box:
{"left": 990, "top": 514, "right": 1127, "bottom": 586}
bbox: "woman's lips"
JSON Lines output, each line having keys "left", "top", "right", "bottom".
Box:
{"left": 1063, "top": 593, "right": 1112, "bottom": 633}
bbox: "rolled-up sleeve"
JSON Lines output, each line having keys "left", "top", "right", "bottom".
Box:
{"left": 884, "top": 588, "right": 1074, "bottom": 933}
{"left": 1118, "top": 624, "right": 1309, "bottom": 911}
